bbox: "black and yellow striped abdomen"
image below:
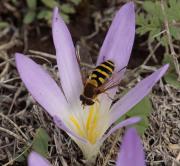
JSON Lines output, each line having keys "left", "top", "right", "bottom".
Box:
{"left": 88, "top": 60, "right": 115, "bottom": 87}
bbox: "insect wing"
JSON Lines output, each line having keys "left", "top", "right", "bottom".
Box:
{"left": 75, "top": 42, "right": 95, "bottom": 69}
{"left": 75, "top": 42, "right": 95, "bottom": 83}
{"left": 96, "top": 67, "right": 126, "bottom": 93}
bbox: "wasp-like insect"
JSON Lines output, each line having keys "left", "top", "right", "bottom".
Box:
{"left": 80, "top": 60, "right": 125, "bottom": 106}
{"left": 76, "top": 44, "right": 125, "bottom": 106}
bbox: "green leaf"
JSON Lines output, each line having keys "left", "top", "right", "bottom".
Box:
{"left": 162, "top": 53, "right": 180, "bottom": 72}
{"left": 40, "top": 0, "right": 58, "bottom": 8}
{"left": 136, "top": 27, "right": 147, "bottom": 35}
{"left": 60, "top": 13, "right": 70, "bottom": 23}
{"left": 60, "top": 4, "right": 75, "bottom": 14}
{"left": 23, "top": 11, "right": 36, "bottom": 24}
{"left": 0, "top": 22, "right": 9, "bottom": 29}
{"left": 116, "top": 96, "right": 153, "bottom": 135}
{"left": 37, "top": 10, "right": 52, "bottom": 25}
{"left": 163, "top": 54, "right": 180, "bottom": 88}
{"left": 70, "top": 0, "right": 81, "bottom": 5}
{"left": 160, "top": 35, "right": 168, "bottom": 47}
{"left": 169, "top": 0, "right": 177, "bottom": 7}
{"left": 169, "top": 26, "right": 180, "bottom": 40}
{"left": 163, "top": 54, "right": 174, "bottom": 69}
{"left": 136, "top": 0, "right": 180, "bottom": 53}
{"left": 143, "top": 1, "right": 163, "bottom": 21}
{"left": 32, "top": 128, "right": 50, "bottom": 157}
{"left": 37, "top": 10, "right": 52, "bottom": 19}
{"left": 164, "top": 72, "right": 180, "bottom": 88}
{"left": 167, "top": 0, "right": 180, "bottom": 20}
{"left": 15, "top": 146, "right": 30, "bottom": 162}
{"left": 149, "top": 27, "right": 161, "bottom": 41}
{"left": 26, "top": 0, "right": 37, "bottom": 9}
{"left": 37, "top": 10, "right": 47, "bottom": 19}
{"left": 136, "top": 13, "right": 147, "bottom": 26}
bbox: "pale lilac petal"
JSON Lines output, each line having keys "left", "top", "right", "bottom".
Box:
{"left": 98, "top": 93, "right": 113, "bottom": 114}
{"left": 116, "top": 128, "right": 145, "bottom": 166}
{"left": 52, "top": 7, "right": 83, "bottom": 104}
{"left": 110, "top": 64, "right": 169, "bottom": 124}
{"left": 53, "top": 116, "right": 87, "bottom": 143}
{"left": 15, "top": 53, "right": 68, "bottom": 119}
{"left": 101, "top": 117, "right": 141, "bottom": 142}
{"left": 28, "top": 151, "right": 51, "bottom": 166}
{"left": 97, "top": 2, "right": 135, "bottom": 71}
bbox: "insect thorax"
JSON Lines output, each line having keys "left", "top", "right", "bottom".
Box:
{"left": 84, "top": 83, "right": 96, "bottom": 98}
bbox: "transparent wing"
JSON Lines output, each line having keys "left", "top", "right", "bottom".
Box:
{"left": 75, "top": 42, "right": 95, "bottom": 83}
{"left": 96, "top": 67, "right": 126, "bottom": 93}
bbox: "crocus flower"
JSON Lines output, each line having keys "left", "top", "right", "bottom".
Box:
{"left": 116, "top": 128, "right": 146, "bottom": 166}
{"left": 15, "top": 2, "right": 168, "bottom": 161}
{"left": 28, "top": 151, "right": 51, "bottom": 166}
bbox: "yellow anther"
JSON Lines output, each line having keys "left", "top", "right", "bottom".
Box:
{"left": 86, "top": 103, "right": 100, "bottom": 144}
{"left": 69, "top": 102, "right": 101, "bottom": 144}
{"left": 69, "top": 115, "right": 84, "bottom": 137}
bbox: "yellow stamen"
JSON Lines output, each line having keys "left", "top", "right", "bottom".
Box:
{"left": 86, "top": 104, "right": 99, "bottom": 144}
{"left": 69, "top": 103, "right": 102, "bottom": 144}
{"left": 69, "top": 115, "right": 84, "bottom": 137}
{"left": 86, "top": 106, "right": 94, "bottom": 132}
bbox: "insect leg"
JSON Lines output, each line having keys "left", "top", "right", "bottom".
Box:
{"left": 118, "top": 66, "right": 127, "bottom": 73}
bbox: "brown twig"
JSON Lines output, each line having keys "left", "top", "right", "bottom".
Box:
{"left": 2, "top": 145, "right": 31, "bottom": 166}
{"left": 142, "top": 41, "right": 160, "bottom": 66}
{"left": 8, "top": 83, "right": 24, "bottom": 115}
{"left": 160, "top": 0, "right": 180, "bottom": 81}
{"left": 0, "top": 127, "right": 26, "bottom": 143}
{"left": 29, "top": 50, "right": 56, "bottom": 59}
{"left": 0, "top": 52, "right": 10, "bottom": 78}
{"left": 0, "top": 113, "right": 28, "bottom": 141}
{"left": 0, "top": 39, "right": 19, "bottom": 51}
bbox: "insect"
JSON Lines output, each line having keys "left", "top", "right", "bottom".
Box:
{"left": 80, "top": 60, "right": 124, "bottom": 106}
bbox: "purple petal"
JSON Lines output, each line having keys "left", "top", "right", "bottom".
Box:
{"left": 52, "top": 7, "right": 83, "bottom": 104}
{"left": 110, "top": 64, "right": 169, "bottom": 124}
{"left": 116, "top": 128, "right": 145, "bottom": 166}
{"left": 53, "top": 116, "right": 87, "bottom": 143}
{"left": 101, "top": 117, "right": 141, "bottom": 142}
{"left": 28, "top": 151, "right": 51, "bottom": 166}
{"left": 97, "top": 2, "right": 135, "bottom": 71}
{"left": 15, "top": 53, "right": 68, "bottom": 119}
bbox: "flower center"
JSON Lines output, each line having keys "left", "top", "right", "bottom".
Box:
{"left": 69, "top": 102, "right": 101, "bottom": 144}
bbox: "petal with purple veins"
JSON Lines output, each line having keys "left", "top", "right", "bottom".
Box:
{"left": 110, "top": 64, "right": 169, "bottom": 124}
{"left": 53, "top": 116, "right": 87, "bottom": 143}
{"left": 116, "top": 128, "right": 145, "bottom": 166}
{"left": 101, "top": 117, "right": 141, "bottom": 143}
{"left": 52, "top": 7, "right": 83, "bottom": 105}
{"left": 28, "top": 151, "right": 51, "bottom": 166}
{"left": 97, "top": 2, "right": 135, "bottom": 72}
{"left": 15, "top": 53, "right": 68, "bottom": 120}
